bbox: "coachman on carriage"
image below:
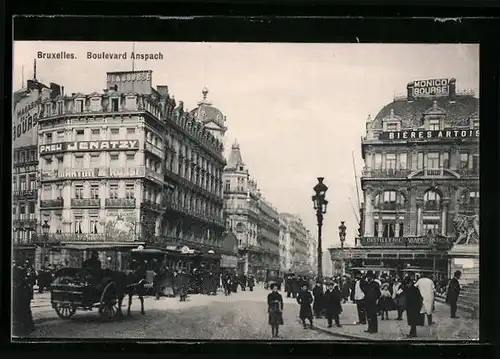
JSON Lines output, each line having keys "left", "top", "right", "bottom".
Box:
{"left": 50, "top": 251, "right": 147, "bottom": 321}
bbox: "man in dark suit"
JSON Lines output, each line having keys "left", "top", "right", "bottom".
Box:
{"left": 446, "top": 270, "right": 462, "bottom": 319}
{"left": 83, "top": 251, "right": 102, "bottom": 271}
{"left": 324, "top": 281, "right": 342, "bottom": 328}
{"left": 360, "top": 270, "right": 381, "bottom": 333}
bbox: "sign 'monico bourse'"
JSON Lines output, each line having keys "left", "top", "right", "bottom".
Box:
{"left": 39, "top": 139, "right": 139, "bottom": 154}
{"left": 407, "top": 78, "right": 456, "bottom": 101}
{"left": 379, "top": 129, "right": 479, "bottom": 141}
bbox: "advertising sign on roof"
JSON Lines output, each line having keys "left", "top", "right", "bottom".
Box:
{"left": 407, "top": 78, "right": 456, "bottom": 101}
{"left": 106, "top": 70, "right": 152, "bottom": 94}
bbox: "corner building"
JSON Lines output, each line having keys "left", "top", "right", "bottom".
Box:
{"left": 37, "top": 71, "right": 226, "bottom": 271}
{"left": 279, "top": 213, "right": 311, "bottom": 273}
{"left": 223, "top": 141, "right": 280, "bottom": 278}
{"left": 12, "top": 76, "right": 62, "bottom": 267}
{"left": 330, "top": 79, "right": 479, "bottom": 282}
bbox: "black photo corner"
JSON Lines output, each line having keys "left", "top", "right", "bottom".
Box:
{"left": 2, "top": 4, "right": 500, "bottom": 359}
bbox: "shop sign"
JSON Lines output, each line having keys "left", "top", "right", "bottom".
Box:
{"left": 360, "top": 236, "right": 450, "bottom": 247}
{"left": 379, "top": 129, "right": 479, "bottom": 141}
{"left": 39, "top": 140, "right": 140, "bottom": 154}
{"left": 220, "top": 254, "right": 238, "bottom": 268}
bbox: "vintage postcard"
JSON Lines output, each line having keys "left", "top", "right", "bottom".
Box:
{"left": 11, "top": 41, "right": 479, "bottom": 341}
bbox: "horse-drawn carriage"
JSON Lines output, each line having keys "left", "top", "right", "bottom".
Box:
{"left": 50, "top": 267, "right": 145, "bottom": 321}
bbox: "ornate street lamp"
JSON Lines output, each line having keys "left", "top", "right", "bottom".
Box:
{"left": 338, "top": 221, "right": 347, "bottom": 249}
{"left": 41, "top": 220, "right": 50, "bottom": 267}
{"left": 312, "top": 177, "right": 328, "bottom": 280}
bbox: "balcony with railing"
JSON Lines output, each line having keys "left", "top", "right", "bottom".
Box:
{"left": 32, "top": 232, "right": 139, "bottom": 244}
{"left": 362, "top": 168, "right": 412, "bottom": 179}
{"left": 456, "top": 167, "right": 479, "bottom": 177}
{"left": 40, "top": 199, "right": 64, "bottom": 208}
{"left": 141, "top": 199, "right": 165, "bottom": 213}
{"left": 13, "top": 189, "right": 37, "bottom": 199}
{"left": 71, "top": 198, "right": 101, "bottom": 208}
{"left": 145, "top": 142, "right": 165, "bottom": 159}
{"left": 105, "top": 198, "right": 137, "bottom": 208}
{"left": 13, "top": 218, "right": 38, "bottom": 228}
{"left": 146, "top": 168, "right": 164, "bottom": 183}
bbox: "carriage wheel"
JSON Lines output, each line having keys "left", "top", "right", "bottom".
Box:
{"left": 98, "top": 281, "right": 120, "bottom": 321}
{"left": 54, "top": 304, "right": 77, "bottom": 320}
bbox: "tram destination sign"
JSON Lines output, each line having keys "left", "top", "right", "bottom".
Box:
{"left": 361, "top": 236, "right": 451, "bottom": 247}
{"left": 379, "top": 129, "right": 479, "bottom": 141}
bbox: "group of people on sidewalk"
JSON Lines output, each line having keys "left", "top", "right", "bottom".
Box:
{"left": 349, "top": 270, "right": 463, "bottom": 338}
{"left": 267, "top": 269, "right": 463, "bottom": 339}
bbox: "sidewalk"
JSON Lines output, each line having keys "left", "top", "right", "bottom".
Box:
{"left": 310, "top": 301, "right": 479, "bottom": 341}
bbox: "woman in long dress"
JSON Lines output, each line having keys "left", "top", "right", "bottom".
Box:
{"left": 267, "top": 283, "right": 284, "bottom": 338}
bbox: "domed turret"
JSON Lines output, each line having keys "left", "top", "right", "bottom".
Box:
{"left": 189, "top": 87, "right": 227, "bottom": 145}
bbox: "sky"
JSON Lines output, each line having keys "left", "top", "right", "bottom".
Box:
{"left": 12, "top": 42, "right": 479, "bottom": 249}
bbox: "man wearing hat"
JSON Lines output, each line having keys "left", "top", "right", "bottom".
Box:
{"left": 83, "top": 250, "right": 102, "bottom": 271}
{"left": 360, "top": 270, "right": 381, "bottom": 333}
{"left": 323, "top": 281, "right": 342, "bottom": 328}
{"left": 297, "top": 282, "right": 314, "bottom": 329}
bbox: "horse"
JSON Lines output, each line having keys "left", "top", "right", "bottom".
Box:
{"left": 121, "top": 262, "right": 148, "bottom": 316}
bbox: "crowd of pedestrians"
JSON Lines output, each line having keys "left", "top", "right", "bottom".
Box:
{"left": 266, "top": 270, "right": 464, "bottom": 338}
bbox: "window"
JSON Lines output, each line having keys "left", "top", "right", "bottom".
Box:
{"left": 469, "top": 191, "right": 479, "bottom": 206}
{"left": 57, "top": 102, "right": 63, "bottom": 115}
{"left": 429, "top": 119, "right": 440, "bottom": 131}
{"left": 424, "top": 190, "right": 441, "bottom": 211}
{"left": 12, "top": 177, "right": 17, "bottom": 192}
{"left": 43, "top": 185, "right": 51, "bottom": 199}
{"left": 46, "top": 132, "right": 53, "bottom": 144}
{"left": 126, "top": 128, "right": 135, "bottom": 137}
{"left": 74, "top": 155, "right": 84, "bottom": 168}
{"left": 76, "top": 100, "right": 84, "bottom": 113}
{"left": 399, "top": 222, "right": 404, "bottom": 237}
{"left": 399, "top": 153, "right": 407, "bottom": 169}
{"left": 386, "top": 123, "right": 398, "bottom": 131}
{"left": 12, "top": 206, "right": 16, "bottom": 215}
{"left": 374, "top": 153, "right": 382, "bottom": 169}
{"left": 75, "top": 184, "right": 84, "bottom": 199}
{"left": 56, "top": 157, "right": 63, "bottom": 172}
{"left": 382, "top": 222, "right": 395, "bottom": 237}
{"left": 20, "top": 176, "right": 27, "bottom": 191}
{"left": 460, "top": 152, "right": 469, "bottom": 169}
{"left": 427, "top": 152, "right": 440, "bottom": 169}
{"left": 28, "top": 202, "right": 35, "bottom": 215}
{"left": 110, "top": 128, "right": 120, "bottom": 137}
{"left": 423, "top": 222, "right": 439, "bottom": 236}
{"left": 374, "top": 222, "right": 379, "bottom": 237}
{"left": 111, "top": 98, "right": 119, "bottom": 112}
{"left": 126, "top": 154, "right": 135, "bottom": 165}
{"left": 472, "top": 120, "right": 479, "bottom": 129}
{"left": 110, "top": 153, "right": 119, "bottom": 167}
{"left": 417, "top": 152, "right": 424, "bottom": 169}
{"left": 125, "top": 184, "right": 135, "bottom": 199}
{"left": 91, "top": 128, "right": 100, "bottom": 140}
{"left": 56, "top": 185, "right": 63, "bottom": 199}
{"left": 110, "top": 184, "right": 119, "bottom": 199}
{"left": 76, "top": 129, "right": 85, "bottom": 141}
{"left": 90, "top": 185, "right": 99, "bottom": 199}
{"left": 57, "top": 131, "right": 64, "bottom": 141}
{"left": 74, "top": 216, "right": 83, "bottom": 234}
{"left": 90, "top": 218, "right": 99, "bottom": 234}
{"left": 442, "top": 151, "right": 450, "bottom": 169}
{"left": 385, "top": 154, "right": 396, "bottom": 170}
{"left": 472, "top": 155, "right": 479, "bottom": 171}
{"left": 90, "top": 154, "right": 100, "bottom": 167}
{"left": 29, "top": 175, "right": 36, "bottom": 190}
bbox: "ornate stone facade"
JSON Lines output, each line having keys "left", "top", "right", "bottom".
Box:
{"left": 335, "top": 84, "right": 479, "bottom": 280}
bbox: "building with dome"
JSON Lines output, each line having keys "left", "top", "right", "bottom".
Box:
{"left": 33, "top": 70, "right": 227, "bottom": 272}
{"left": 223, "top": 140, "right": 281, "bottom": 277}
{"left": 329, "top": 78, "right": 479, "bottom": 283}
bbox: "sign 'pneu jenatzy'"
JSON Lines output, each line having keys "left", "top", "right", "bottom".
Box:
{"left": 379, "top": 129, "right": 479, "bottom": 141}
{"left": 39, "top": 139, "right": 140, "bottom": 154}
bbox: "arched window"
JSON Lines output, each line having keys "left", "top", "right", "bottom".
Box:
{"left": 374, "top": 191, "right": 405, "bottom": 210}
{"left": 423, "top": 190, "right": 441, "bottom": 211}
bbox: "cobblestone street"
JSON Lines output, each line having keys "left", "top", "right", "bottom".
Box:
{"left": 26, "top": 285, "right": 478, "bottom": 341}
{"left": 28, "top": 286, "right": 347, "bottom": 340}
